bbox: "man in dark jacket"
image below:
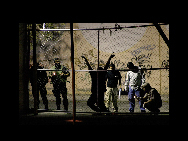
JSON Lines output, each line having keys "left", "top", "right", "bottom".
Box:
{"left": 136, "top": 83, "right": 162, "bottom": 113}
{"left": 105, "top": 63, "right": 121, "bottom": 112}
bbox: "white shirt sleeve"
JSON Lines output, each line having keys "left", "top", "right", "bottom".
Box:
{"left": 125, "top": 71, "right": 130, "bottom": 91}
{"left": 140, "top": 68, "right": 145, "bottom": 85}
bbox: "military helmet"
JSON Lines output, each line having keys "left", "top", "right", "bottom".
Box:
{"left": 54, "top": 58, "right": 60, "bottom": 63}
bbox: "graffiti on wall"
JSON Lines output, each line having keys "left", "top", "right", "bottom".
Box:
{"left": 161, "top": 50, "right": 169, "bottom": 77}
{"left": 130, "top": 44, "right": 156, "bottom": 78}
{"left": 75, "top": 44, "right": 158, "bottom": 80}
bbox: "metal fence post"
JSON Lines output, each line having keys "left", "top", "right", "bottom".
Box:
{"left": 70, "top": 23, "right": 76, "bottom": 125}
{"left": 97, "top": 30, "right": 100, "bottom": 105}
{"left": 32, "top": 23, "right": 38, "bottom": 115}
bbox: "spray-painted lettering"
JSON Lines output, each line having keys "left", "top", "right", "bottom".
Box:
{"left": 131, "top": 45, "right": 156, "bottom": 56}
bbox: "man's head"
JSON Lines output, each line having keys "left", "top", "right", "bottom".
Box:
{"left": 141, "top": 83, "right": 151, "bottom": 93}
{"left": 54, "top": 58, "right": 61, "bottom": 69}
{"left": 109, "top": 63, "right": 115, "bottom": 70}
{"left": 37, "top": 60, "right": 43, "bottom": 67}
{"left": 97, "top": 67, "right": 103, "bottom": 70}
{"left": 54, "top": 58, "right": 60, "bottom": 63}
{"left": 127, "top": 62, "right": 134, "bottom": 69}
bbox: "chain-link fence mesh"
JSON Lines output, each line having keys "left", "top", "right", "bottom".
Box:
{"left": 28, "top": 23, "right": 169, "bottom": 113}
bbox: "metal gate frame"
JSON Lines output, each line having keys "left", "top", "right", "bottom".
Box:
{"left": 29, "top": 23, "right": 169, "bottom": 124}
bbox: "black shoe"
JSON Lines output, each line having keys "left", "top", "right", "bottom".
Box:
{"left": 64, "top": 107, "right": 68, "bottom": 111}
{"left": 141, "top": 110, "right": 146, "bottom": 113}
{"left": 155, "top": 109, "right": 160, "bottom": 113}
{"left": 45, "top": 104, "right": 48, "bottom": 110}
{"left": 113, "top": 107, "right": 118, "bottom": 112}
{"left": 103, "top": 108, "right": 110, "bottom": 112}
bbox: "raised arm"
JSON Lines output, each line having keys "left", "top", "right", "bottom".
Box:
{"left": 104, "top": 54, "right": 115, "bottom": 70}
{"left": 81, "top": 56, "right": 92, "bottom": 70}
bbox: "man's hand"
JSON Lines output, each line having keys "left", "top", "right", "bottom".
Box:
{"left": 60, "top": 72, "right": 64, "bottom": 76}
{"left": 61, "top": 72, "right": 69, "bottom": 76}
{"left": 110, "top": 54, "right": 115, "bottom": 58}
{"left": 125, "top": 86, "right": 128, "bottom": 92}
{"left": 134, "top": 95, "right": 143, "bottom": 101}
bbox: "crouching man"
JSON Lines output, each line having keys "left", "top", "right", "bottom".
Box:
{"left": 136, "top": 83, "right": 162, "bottom": 113}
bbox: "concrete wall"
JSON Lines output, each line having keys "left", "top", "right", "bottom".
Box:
{"left": 73, "top": 23, "right": 169, "bottom": 95}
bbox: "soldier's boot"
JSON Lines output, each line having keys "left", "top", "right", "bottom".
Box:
{"left": 113, "top": 107, "right": 118, "bottom": 112}
{"left": 37, "top": 101, "right": 40, "bottom": 109}
{"left": 63, "top": 98, "right": 68, "bottom": 111}
{"left": 57, "top": 104, "right": 60, "bottom": 110}
{"left": 44, "top": 103, "right": 48, "bottom": 110}
{"left": 56, "top": 96, "right": 61, "bottom": 110}
{"left": 43, "top": 99, "right": 48, "bottom": 110}
{"left": 63, "top": 102, "right": 68, "bottom": 111}
{"left": 64, "top": 106, "right": 68, "bottom": 111}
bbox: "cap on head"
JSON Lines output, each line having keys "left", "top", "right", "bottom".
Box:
{"left": 109, "top": 63, "right": 115, "bottom": 69}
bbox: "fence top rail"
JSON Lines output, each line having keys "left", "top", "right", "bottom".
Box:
{"left": 27, "top": 23, "right": 168, "bottom": 31}
{"left": 37, "top": 68, "right": 169, "bottom": 71}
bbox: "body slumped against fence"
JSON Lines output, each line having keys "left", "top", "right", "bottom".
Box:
{"left": 28, "top": 23, "right": 169, "bottom": 113}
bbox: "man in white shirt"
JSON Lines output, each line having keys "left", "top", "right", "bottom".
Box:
{"left": 125, "top": 62, "right": 146, "bottom": 112}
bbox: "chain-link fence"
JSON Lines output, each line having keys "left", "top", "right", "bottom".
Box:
{"left": 28, "top": 23, "right": 169, "bottom": 113}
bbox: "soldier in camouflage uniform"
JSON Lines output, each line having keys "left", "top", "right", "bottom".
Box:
{"left": 49, "top": 58, "right": 70, "bottom": 110}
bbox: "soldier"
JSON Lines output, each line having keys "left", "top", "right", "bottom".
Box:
{"left": 49, "top": 58, "right": 70, "bottom": 110}
{"left": 30, "top": 62, "right": 48, "bottom": 110}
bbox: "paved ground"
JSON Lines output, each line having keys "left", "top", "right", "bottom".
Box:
{"left": 29, "top": 94, "right": 169, "bottom": 113}
{"left": 22, "top": 94, "right": 169, "bottom": 126}
{"left": 19, "top": 111, "right": 169, "bottom": 125}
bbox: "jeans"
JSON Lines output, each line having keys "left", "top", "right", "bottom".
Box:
{"left": 128, "top": 85, "right": 145, "bottom": 112}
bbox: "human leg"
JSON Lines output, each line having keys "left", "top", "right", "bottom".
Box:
{"left": 105, "top": 87, "right": 112, "bottom": 110}
{"left": 61, "top": 87, "right": 68, "bottom": 111}
{"left": 52, "top": 84, "right": 61, "bottom": 110}
{"left": 128, "top": 86, "right": 135, "bottom": 112}
{"left": 111, "top": 87, "right": 118, "bottom": 112}
{"left": 40, "top": 85, "right": 48, "bottom": 109}
{"left": 135, "top": 89, "right": 145, "bottom": 112}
